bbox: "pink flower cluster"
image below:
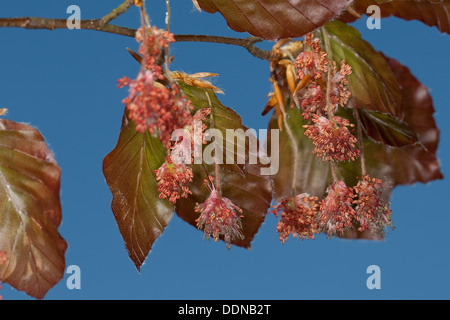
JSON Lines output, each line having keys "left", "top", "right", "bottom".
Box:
{"left": 195, "top": 179, "right": 244, "bottom": 248}
{"left": 294, "top": 33, "right": 352, "bottom": 120}
{"left": 319, "top": 181, "right": 356, "bottom": 237}
{"left": 118, "top": 25, "right": 214, "bottom": 206}
{"left": 154, "top": 108, "right": 211, "bottom": 204}
{"left": 273, "top": 176, "right": 393, "bottom": 241}
{"left": 272, "top": 193, "right": 319, "bottom": 243}
{"left": 273, "top": 33, "right": 393, "bottom": 241}
{"left": 118, "top": 26, "right": 191, "bottom": 149}
{"left": 154, "top": 156, "right": 194, "bottom": 203}
{"left": 304, "top": 115, "right": 360, "bottom": 162}
{"left": 353, "top": 175, "right": 393, "bottom": 237}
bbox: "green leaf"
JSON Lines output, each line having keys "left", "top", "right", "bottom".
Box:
{"left": 358, "top": 109, "right": 419, "bottom": 147}
{"left": 0, "top": 119, "right": 66, "bottom": 299}
{"left": 340, "top": 0, "right": 450, "bottom": 34}
{"left": 318, "top": 21, "right": 403, "bottom": 118}
{"left": 195, "top": 0, "right": 352, "bottom": 40}
{"left": 103, "top": 112, "right": 174, "bottom": 271}
{"left": 175, "top": 83, "right": 273, "bottom": 248}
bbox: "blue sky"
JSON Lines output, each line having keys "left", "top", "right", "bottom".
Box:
{"left": 0, "top": 1, "right": 449, "bottom": 300}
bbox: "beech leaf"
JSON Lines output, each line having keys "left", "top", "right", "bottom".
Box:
{"left": 363, "top": 55, "right": 443, "bottom": 185}
{"left": 195, "top": 0, "right": 352, "bottom": 40}
{"left": 103, "top": 112, "right": 174, "bottom": 271}
{"left": 0, "top": 119, "right": 66, "bottom": 299}
{"left": 358, "top": 109, "right": 419, "bottom": 147}
{"left": 340, "top": 0, "right": 450, "bottom": 35}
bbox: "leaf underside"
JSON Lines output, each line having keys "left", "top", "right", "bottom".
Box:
{"left": 103, "top": 113, "right": 174, "bottom": 271}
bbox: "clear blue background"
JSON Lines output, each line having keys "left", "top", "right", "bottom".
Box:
{"left": 0, "top": 1, "right": 449, "bottom": 300}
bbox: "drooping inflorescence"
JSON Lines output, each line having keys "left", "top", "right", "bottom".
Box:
{"left": 273, "top": 32, "right": 393, "bottom": 242}
{"left": 118, "top": 26, "right": 192, "bottom": 149}
{"left": 117, "top": 18, "right": 244, "bottom": 247}
{"left": 272, "top": 193, "right": 319, "bottom": 243}
{"left": 353, "top": 175, "right": 394, "bottom": 238}
{"left": 319, "top": 180, "right": 356, "bottom": 238}
{"left": 304, "top": 115, "right": 360, "bottom": 162}
{"left": 195, "top": 177, "right": 244, "bottom": 248}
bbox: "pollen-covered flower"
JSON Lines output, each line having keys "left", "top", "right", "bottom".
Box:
{"left": 329, "top": 60, "right": 352, "bottom": 108}
{"left": 294, "top": 32, "right": 353, "bottom": 122}
{"left": 135, "top": 26, "right": 175, "bottom": 71}
{"left": 353, "top": 175, "right": 393, "bottom": 237}
{"left": 294, "top": 33, "right": 328, "bottom": 81}
{"left": 120, "top": 70, "right": 192, "bottom": 148}
{"left": 319, "top": 180, "right": 356, "bottom": 238}
{"left": 154, "top": 156, "right": 193, "bottom": 203}
{"left": 299, "top": 84, "right": 326, "bottom": 120}
{"left": 195, "top": 188, "right": 244, "bottom": 247}
{"left": 304, "top": 115, "right": 360, "bottom": 162}
{"left": 272, "top": 193, "right": 319, "bottom": 243}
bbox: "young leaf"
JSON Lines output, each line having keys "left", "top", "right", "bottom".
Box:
{"left": 194, "top": 0, "right": 352, "bottom": 40}
{"left": 103, "top": 112, "right": 174, "bottom": 271}
{"left": 0, "top": 119, "right": 66, "bottom": 299}
{"left": 358, "top": 109, "right": 419, "bottom": 147}
{"left": 363, "top": 56, "right": 443, "bottom": 185}
{"left": 175, "top": 83, "right": 273, "bottom": 248}
{"left": 318, "top": 21, "right": 403, "bottom": 118}
{"left": 340, "top": 0, "right": 450, "bottom": 34}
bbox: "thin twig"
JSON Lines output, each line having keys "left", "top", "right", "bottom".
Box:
{"left": 205, "top": 91, "right": 222, "bottom": 198}
{"left": 175, "top": 34, "right": 271, "bottom": 60}
{"left": 0, "top": 17, "right": 137, "bottom": 37}
{"left": 0, "top": 17, "right": 272, "bottom": 60}
{"left": 165, "top": 0, "right": 171, "bottom": 31}
{"left": 100, "top": 0, "right": 135, "bottom": 26}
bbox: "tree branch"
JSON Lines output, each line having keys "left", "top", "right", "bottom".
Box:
{"left": 0, "top": 17, "right": 271, "bottom": 60}
{"left": 174, "top": 34, "right": 271, "bottom": 60}
{"left": 100, "top": 0, "right": 135, "bottom": 26}
{"left": 0, "top": 17, "right": 137, "bottom": 37}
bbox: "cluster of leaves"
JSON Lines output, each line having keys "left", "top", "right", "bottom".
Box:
{"left": 0, "top": 0, "right": 445, "bottom": 299}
